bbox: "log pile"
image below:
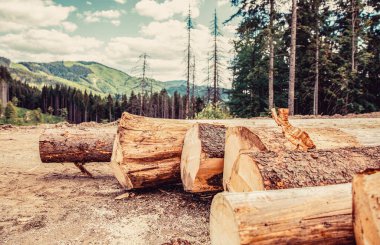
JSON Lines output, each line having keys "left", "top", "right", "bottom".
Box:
{"left": 38, "top": 109, "right": 380, "bottom": 244}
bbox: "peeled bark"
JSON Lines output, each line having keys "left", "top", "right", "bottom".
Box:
{"left": 181, "top": 123, "right": 226, "bottom": 193}
{"left": 210, "top": 183, "right": 354, "bottom": 245}
{"left": 39, "top": 128, "right": 115, "bottom": 163}
{"left": 271, "top": 108, "right": 316, "bottom": 150}
{"left": 353, "top": 169, "right": 380, "bottom": 245}
{"left": 111, "top": 112, "right": 193, "bottom": 190}
{"left": 228, "top": 146, "right": 380, "bottom": 192}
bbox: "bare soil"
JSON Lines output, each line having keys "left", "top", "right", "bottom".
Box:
{"left": 0, "top": 125, "right": 211, "bottom": 245}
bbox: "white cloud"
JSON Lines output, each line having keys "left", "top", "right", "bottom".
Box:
{"left": 86, "top": 1, "right": 92, "bottom": 5}
{"left": 105, "top": 19, "right": 233, "bottom": 83}
{"left": 114, "top": 0, "right": 126, "bottom": 4}
{"left": 217, "top": 0, "right": 229, "bottom": 7}
{"left": 0, "top": 0, "right": 75, "bottom": 32}
{"left": 111, "top": 20, "right": 121, "bottom": 26}
{"left": 0, "top": 29, "right": 103, "bottom": 61}
{"left": 62, "top": 21, "right": 78, "bottom": 32}
{"left": 135, "top": 0, "right": 201, "bottom": 21}
{"left": 81, "top": 10, "right": 122, "bottom": 24}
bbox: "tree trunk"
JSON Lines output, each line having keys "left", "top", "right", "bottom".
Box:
{"left": 353, "top": 169, "right": 380, "bottom": 245}
{"left": 313, "top": 15, "right": 319, "bottom": 115}
{"left": 39, "top": 128, "right": 115, "bottom": 163}
{"left": 351, "top": 0, "right": 356, "bottom": 73}
{"left": 288, "top": 0, "right": 297, "bottom": 115}
{"left": 111, "top": 112, "right": 193, "bottom": 190}
{"left": 210, "top": 183, "right": 354, "bottom": 245}
{"left": 181, "top": 123, "right": 226, "bottom": 193}
{"left": 268, "top": 0, "right": 275, "bottom": 109}
{"left": 228, "top": 146, "right": 380, "bottom": 192}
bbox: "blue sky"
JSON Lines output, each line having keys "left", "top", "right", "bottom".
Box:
{"left": 0, "top": 0, "right": 238, "bottom": 84}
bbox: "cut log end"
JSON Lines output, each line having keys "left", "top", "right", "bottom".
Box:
{"left": 353, "top": 169, "right": 380, "bottom": 245}
{"left": 181, "top": 123, "right": 225, "bottom": 193}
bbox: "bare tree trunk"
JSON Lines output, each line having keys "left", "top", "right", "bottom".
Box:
{"left": 288, "top": 0, "right": 297, "bottom": 115}
{"left": 351, "top": 0, "right": 356, "bottom": 73}
{"left": 268, "top": 0, "right": 275, "bottom": 109}
{"left": 313, "top": 16, "right": 319, "bottom": 115}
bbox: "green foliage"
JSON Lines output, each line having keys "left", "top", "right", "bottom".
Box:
{"left": 8, "top": 60, "right": 228, "bottom": 99}
{"left": 11, "top": 96, "right": 18, "bottom": 106}
{"left": 195, "top": 102, "right": 232, "bottom": 119}
{"left": 229, "top": 0, "right": 380, "bottom": 116}
{"left": 4, "top": 102, "right": 17, "bottom": 122}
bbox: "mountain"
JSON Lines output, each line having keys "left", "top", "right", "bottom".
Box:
{"left": 6, "top": 59, "right": 228, "bottom": 99}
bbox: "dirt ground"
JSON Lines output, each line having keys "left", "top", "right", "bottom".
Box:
{"left": 1, "top": 114, "right": 380, "bottom": 245}
{"left": 0, "top": 125, "right": 211, "bottom": 245}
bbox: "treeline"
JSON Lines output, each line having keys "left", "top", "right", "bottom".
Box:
{"left": 2, "top": 67, "right": 206, "bottom": 123}
{"left": 228, "top": 0, "right": 380, "bottom": 117}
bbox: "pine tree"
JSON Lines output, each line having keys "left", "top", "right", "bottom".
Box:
{"left": 185, "top": 5, "right": 194, "bottom": 118}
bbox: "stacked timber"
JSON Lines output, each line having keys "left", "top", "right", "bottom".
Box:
{"left": 353, "top": 169, "right": 380, "bottom": 245}
{"left": 210, "top": 184, "right": 354, "bottom": 244}
{"left": 181, "top": 123, "right": 226, "bottom": 193}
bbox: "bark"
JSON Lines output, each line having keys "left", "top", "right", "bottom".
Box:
{"left": 111, "top": 112, "right": 193, "bottom": 190}
{"left": 288, "top": 0, "right": 297, "bottom": 115}
{"left": 39, "top": 128, "right": 115, "bottom": 163}
{"left": 268, "top": 0, "right": 274, "bottom": 109}
{"left": 228, "top": 146, "right": 380, "bottom": 192}
{"left": 181, "top": 123, "right": 226, "bottom": 193}
{"left": 353, "top": 169, "right": 380, "bottom": 245}
{"left": 210, "top": 183, "right": 354, "bottom": 245}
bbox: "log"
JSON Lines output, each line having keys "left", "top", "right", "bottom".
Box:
{"left": 111, "top": 112, "right": 193, "bottom": 190}
{"left": 181, "top": 123, "right": 226, "bottom": 193}
{"left": 227, "top": 146, "right": 380, "bottom": 192}
{"left": 39, "top": 128, "right": 115, "bottom": 163}
{"left": 223, "top": 126, "right": 292, "bottom": 189}
{"left": 210, "top": 183, "right": 354, "bottom": 245}
{"left": 353, "top": 169, "right": 380, "bottom": 245}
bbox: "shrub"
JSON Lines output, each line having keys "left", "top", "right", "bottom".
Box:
{"left": 4, "top": 101, "right": 17, "bottom": 123}
{"left": 195, "top": 102, "right": 233, "bottom": 120}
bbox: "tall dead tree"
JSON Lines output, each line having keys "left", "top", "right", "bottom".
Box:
{"left": 288, "top": 0, "right": 297, "bottom": 115}
{"left": 191, "top": 55, "right": 196, "bottom": 117}
{"left": 268, "top": 0, "right": 275, "bottom": 110}
{"left": 138, "top": 53, "right": 149, "bottom": 116}
{"left": 351, "top": 0, "right": 357, "bottom": 73}
{"left": 211, "top": 9, "right": 222, "bottom": 105}
{"left": 185, "top": 5, "right": 193, "bottom": 118}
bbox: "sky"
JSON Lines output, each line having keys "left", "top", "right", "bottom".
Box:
{"left": 0, "top": 0, "right": 239, "bottom": 85}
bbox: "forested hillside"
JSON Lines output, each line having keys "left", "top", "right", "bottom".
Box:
{"left": 228, "top": 0, "right": 380, "bottom": 117}
{"left": 7, "top": 59, "right": 227, "bottom": 99}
